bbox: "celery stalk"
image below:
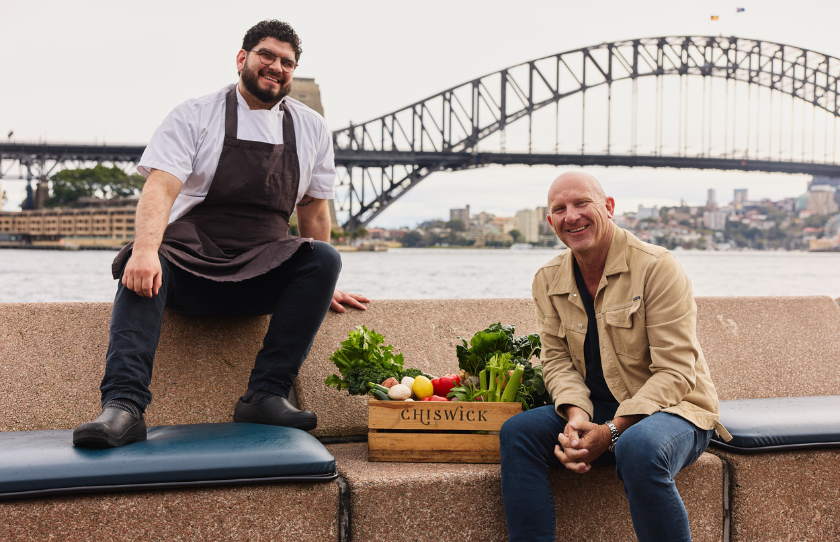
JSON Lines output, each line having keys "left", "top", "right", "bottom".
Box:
{"left": 488, "top": 368, "right": 498, "bottom": 402}
{"left": 501, "top": 365, "right": 525, "bottom": 402}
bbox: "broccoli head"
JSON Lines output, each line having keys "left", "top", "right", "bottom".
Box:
{"left": 399, "top": 368, "right": 431, "bottom": 381}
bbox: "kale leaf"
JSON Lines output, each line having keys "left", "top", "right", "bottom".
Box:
{"left": 326, "top": 326, "right": 428, "bottom": 396}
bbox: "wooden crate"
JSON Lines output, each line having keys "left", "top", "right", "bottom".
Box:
{"left": 367, "top": 399, "right": 522, "bottom": 463}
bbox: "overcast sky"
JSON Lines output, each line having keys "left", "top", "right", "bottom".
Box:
{"left": 2, "top": 0, "right": 838, "bottom": 225}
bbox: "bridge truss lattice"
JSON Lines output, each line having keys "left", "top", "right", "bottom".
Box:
{"left": 333, "top": 36, "right": 840, "bottom": 228}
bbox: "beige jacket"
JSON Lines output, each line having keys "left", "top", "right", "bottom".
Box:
{"left": 532, "top": 227, "right": 731, "bottom": 440}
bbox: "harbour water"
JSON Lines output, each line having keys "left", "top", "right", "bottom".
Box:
{"left": 1, "top": 248, "right": 839, "bottom": 303}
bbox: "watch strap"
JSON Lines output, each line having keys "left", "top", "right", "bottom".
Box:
{"left": 605, "top": 420, "right": 620, "bottom": 452}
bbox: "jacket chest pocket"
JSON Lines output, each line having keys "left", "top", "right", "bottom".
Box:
{"left": 604, "top": 299, "right": 648, "bottom": 359}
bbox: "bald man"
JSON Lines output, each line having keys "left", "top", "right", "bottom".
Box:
{"left": 499, "top": 172, "right": 730, "bottom": 542}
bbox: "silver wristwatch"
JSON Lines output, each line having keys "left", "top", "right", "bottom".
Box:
{"left": 605, "top": 420, "right": 620, "bottom": 452}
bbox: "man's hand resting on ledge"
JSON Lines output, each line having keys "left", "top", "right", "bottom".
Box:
{"left": 331, "top": 290, "right": 370, "bottom": 312}
{"left": 122, "top": 249, "right": 163, "bottom": 298}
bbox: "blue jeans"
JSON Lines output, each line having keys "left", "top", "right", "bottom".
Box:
{"left": 500, "top": 404, "right": 713, "bottom": 542}
{"left": 100, "top": 241, "right": 341, "bottom": 410}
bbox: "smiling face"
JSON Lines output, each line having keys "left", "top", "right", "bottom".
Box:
{"left": 236, "top": 37, "right": 295, "bottom": 106}
{"left": 546, "top": 172, "right": 615, "bottom": 257}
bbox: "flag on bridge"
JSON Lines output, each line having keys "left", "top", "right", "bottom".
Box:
{"left": 710, "top": 15, "right": 719, "bottom": 20}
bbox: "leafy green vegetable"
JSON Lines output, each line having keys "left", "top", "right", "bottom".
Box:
{"left": 456, "top": 328, "right": 508, "bottom": 375}
{"left": 455, "top": 323, "right": 549, "bottom": 410}
{"left": 399, "top": 368, "right": 428, "bottom": 381}
{"left": 341, "top": 367, "right": 399, "bottom": 396}
{"left": 325, "top": 326, "right": 429, "bottom": 396}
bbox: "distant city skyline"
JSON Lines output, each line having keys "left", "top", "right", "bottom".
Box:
{"left": 361, "top": 167, "right": 813, "bottom": 229}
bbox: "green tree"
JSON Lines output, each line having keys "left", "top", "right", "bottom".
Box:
{"left": 350, "top": 228, "right": 368, "bottom": 240}
{"left": 804, "top": 214, "right": 831, "bottom": 229}
{"left": 401, "top": 230, "right": 425, "bottom": 247}
{"left": 446, "top": 219, "right": 466, "bottom": 232}
{"left": 45, "top": 165, "right": 144, "bottom": 207}
{"left": 509, "top": 229, "right": 523, "bottom": 243}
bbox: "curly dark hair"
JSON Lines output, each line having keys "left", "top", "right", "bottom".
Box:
{"left": 242, "top": 20, "right": 302, "bottom": 60}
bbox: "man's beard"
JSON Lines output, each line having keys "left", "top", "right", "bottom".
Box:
{"left": 241, "top": 63, "right": 292, "bottom": 104}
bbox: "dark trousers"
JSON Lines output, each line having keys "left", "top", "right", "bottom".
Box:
{"left": 100, "top": 241, "right": 341, "bottom": 410}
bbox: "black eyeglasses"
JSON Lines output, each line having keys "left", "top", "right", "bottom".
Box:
{"left": 249, "top": 49, "right": 298, "bottom": 72}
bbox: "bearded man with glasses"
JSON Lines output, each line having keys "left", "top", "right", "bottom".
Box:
{"left": 73, "top": 20, "right": 368, "bottom": 448}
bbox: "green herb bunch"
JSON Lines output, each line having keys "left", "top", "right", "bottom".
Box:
{"left": 325, "top": 326, "right": 428, "bottom": 396}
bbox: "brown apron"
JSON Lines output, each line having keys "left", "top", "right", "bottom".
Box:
{"left": 113, "top": 85, "right": 312, "bottom": 281}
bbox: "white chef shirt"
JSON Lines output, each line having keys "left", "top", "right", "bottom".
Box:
{"left": 138, "top": 83, "right": 336, "bottom": 224}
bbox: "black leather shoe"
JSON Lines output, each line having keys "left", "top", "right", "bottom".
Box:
{"left": 233, "top": 395, "right": 318, "bottom": 431}
{"left": 72, "top": 407, "right": 147, "bottom": 448}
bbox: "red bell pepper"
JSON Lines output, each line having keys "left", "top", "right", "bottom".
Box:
{"left": 421, "top": 395, "right": 450, "bottom": 401}
{"left": 432, "top": 374, "right": 460, "bottom": 398}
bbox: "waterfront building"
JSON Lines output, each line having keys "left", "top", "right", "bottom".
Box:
{"left": 535, "top": 206, "right": 553, "bottom": 235}
{"left": 515, "top": 209, "right": 540, "bottom": 242}
{"left": 613, "top": 214, "right": 632, "bottom": 229}
{"left": 367, "top": 228, "right": 385, "bottom": 239}
{"left": 637, "top": 205, "right": 659, "bottom": 221}
{"left": 0, "top": 205, "right": 137, "bottom": 241}
{"left": 707, "top": 189, "right": 717, "bottom": 210}
{"left": 733, "top": 189, "right": 748, "bottom": 208}
{"left": 703, "top": 210, "right": 728, "bottom": 231}
{"left": 289, "top": 78, "right": 324, "bottom": 116}
{"left": 473, "top": 211, "right": 494, "bottom": 227}
{"left": 807, "top": 185, "right": 839, "bottom": 215}
{"left": 450, "top": 205, "right": 470, "bottom": 225}
{"left": 796, "top": 193, "right": 809, "bottom": 211}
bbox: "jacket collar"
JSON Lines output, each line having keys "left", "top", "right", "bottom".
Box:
{"left": 547, "top": 226, "right": 629, "bottom": 296}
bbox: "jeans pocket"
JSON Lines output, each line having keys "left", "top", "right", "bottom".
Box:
{"left": 690, "top": 428, "right": 714, "bottom": 465}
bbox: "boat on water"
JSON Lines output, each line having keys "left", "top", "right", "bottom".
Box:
{"left": 357, "top": 242, "right": 389, "bottom": 252}
{"left": 509, "top": 243, "right": 534, "bottom": 250}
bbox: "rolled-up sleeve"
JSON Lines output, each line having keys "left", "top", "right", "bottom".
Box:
{"left": 533, "top": 271, "right": 592, "bottom": 420}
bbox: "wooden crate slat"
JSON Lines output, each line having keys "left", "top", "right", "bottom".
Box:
{"left": 368, "top": 432, "right": 504, "bottom": 463}
{"left": 367, "top": 399, "right": 524, "bottom": 463}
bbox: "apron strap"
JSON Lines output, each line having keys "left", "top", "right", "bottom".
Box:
{"left": 280, "top": 101, "right": 296, "bottom": 147}
{"left": 224, "top": 85, "right": 239, "bottom": 141}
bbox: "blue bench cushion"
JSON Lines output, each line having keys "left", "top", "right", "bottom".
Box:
{"left": 710, "top": 396, "right": 840, "bottom": 453}
{"left": 0, "top": 423, "right": 336, "bottom": 499}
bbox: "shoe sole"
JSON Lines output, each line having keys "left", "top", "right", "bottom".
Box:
{"left": 233, "top": 402, "right": 318, "bottom": 431}
{"left": 233, "top": 414, "right": 317, "bottom": 431}
{"left": 72, "top": 423, "right": 147, "bottom": 449}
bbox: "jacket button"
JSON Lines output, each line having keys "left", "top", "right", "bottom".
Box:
{"left": 577, "top": 323, "right": 583, "bottom": 330}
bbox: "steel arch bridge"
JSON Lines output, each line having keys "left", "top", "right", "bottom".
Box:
{"left": 333, "top": 35, "right": 840, "bottom": 229}
{"left": 3, "top": 36, "right": 840, "bottom": 226}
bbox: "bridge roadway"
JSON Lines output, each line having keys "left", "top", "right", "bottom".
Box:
{"left": 3, "top": 142, "right": 840, "bottom": 179}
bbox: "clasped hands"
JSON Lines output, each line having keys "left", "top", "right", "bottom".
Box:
{"left": 554, "top": 406, "right": 612, "bottom": 474}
